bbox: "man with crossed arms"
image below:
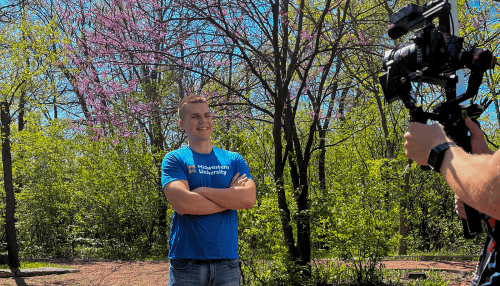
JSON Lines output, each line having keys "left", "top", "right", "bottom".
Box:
{"left": 162, "top": 94, "right": 256, "bottom": 286}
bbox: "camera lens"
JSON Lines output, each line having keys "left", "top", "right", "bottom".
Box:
{"left": 383, "top": 44, "right": 421, "bottom": 75}
{"left": 460, "top": 49, "right": 495, "bottom": 72}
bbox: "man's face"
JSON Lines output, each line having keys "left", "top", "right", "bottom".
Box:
{"left": 179, "top": 102, "right": 213, "bottom": 142}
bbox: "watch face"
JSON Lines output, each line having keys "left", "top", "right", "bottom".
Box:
{"left": 428, "top": 149, "right": 438, "bottom": 168}
{"left": 428, "top": 143, "right": 456, "bottom": 172}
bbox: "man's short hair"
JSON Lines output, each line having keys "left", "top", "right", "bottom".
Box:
{"left": 178, "top": 95, "right": 208, "bottom": 120}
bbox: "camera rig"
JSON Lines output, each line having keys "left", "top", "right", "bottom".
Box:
{"left": 379, "top": 0, "right": 497, "bottom": 238}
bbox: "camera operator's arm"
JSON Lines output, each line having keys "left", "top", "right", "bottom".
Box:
{"left": 405, "top": 118, "right": 500, "bottom": 220}
{"left": 454, "top": 118, "right": 494, "bottom": 219}
{"left": 440, "top": 144, "right": 500, "bottom": 220}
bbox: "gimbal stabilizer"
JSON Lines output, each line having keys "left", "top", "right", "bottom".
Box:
{"left": 379, "top": 0, "right": 497, "bottom": 238}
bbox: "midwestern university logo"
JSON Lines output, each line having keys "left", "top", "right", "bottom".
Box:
{"left": 188, "top": 165, "right": 196, "bottom": 174}
{"left": 187, "top": 164, "right": 230, "bottom": 176}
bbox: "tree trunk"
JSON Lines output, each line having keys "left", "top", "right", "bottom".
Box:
{"left": 318, "top": 87, "right": 346, "bottom": 191}
{"left": 289, "top": 158, "right": 311, "bottom": 276}
{"left": 53, "top": 94, "right": 58, "bottom": 120}
{"left": 399, "top": 160, "right": 411, "bottom": 255}
{"left": 149, "top": 69, "right": 168, "bottom": 246}
{"left": 272, "top": 0, "right": 298, "bottom": 266}
{"left": 153, "top": 123, "right": 168, "bottom": 245}
{"left": 1, "top": 102, "right": 20, "bottom": 269}
{"left": 318, "top": 129, "right": 327, "bottom": 189}
{"left": 273, "top": 87, "right": 298, "bottom": 267}
{"left": 374, "top": 89, "right": 408, "bottom": 254}
{"left": 19, "top": 87, "right": 25, "bottom": 131}
{"left": 318, "top": 98, "right": 334, "bottom": 192}
{"left": 285, "top": 101, "right": 312, "bottom": 278}
{"left": 274, "top": 129, "right": 297, "bottom": 262}
{"left": 374, "top": 92, "right": 393, "bottom": 158}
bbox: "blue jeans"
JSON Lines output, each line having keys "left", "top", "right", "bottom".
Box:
{"left": 168, "top": 259, "right": 240, "bottom": 286}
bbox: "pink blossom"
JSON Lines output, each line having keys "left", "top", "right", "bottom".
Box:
{"left": 472, "top": 19, "right": 480, "bottom": 29}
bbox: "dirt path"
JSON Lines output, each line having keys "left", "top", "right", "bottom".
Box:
{"left": 0, "top": 259, "right": 478, "bottom": 285}
{"left": 382, "top": 259, "right": 476, "bottom": 272}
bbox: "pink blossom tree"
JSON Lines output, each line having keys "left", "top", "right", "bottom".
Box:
{"left": 57, "top": 0, "right": 190, "bottom": 244}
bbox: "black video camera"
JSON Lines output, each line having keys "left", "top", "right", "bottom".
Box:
{"left": 379, "top": 0, "right": 496, "bottom": 238}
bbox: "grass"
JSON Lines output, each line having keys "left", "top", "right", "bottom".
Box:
{"left": 0, "top": 261, "right": 70, "bottom": 269}
{"left": 381, "top": 269, "right": 474, "bottom": 286}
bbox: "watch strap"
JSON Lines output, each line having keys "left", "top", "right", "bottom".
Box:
{"left": 428, "top": 142, "right": 457, "bottom": 173}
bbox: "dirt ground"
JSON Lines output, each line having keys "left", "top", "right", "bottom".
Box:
{"left": 0, "top": 259, "right": 478, "bottom": 286}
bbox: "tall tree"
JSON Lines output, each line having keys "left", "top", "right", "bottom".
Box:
{"left": 346, "top": 0, "right": 411, "bottom": 255}
{"left": 0, "top": 9, "right": 59, "bottom": 268}
{"left": 171, "top": 0, "right": 362, "bottom": 277}
{"left": 458, "top": 0, "right": 500, "bottom": 131}
{"left": 0, "top": 0, "right": 25, "bottom": 23}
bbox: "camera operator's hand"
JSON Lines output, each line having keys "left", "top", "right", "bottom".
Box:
{"left": 465, "top": 117, "right": 494, "bottom": 155}
{"left": 404, "top": 122, "right": 453, "bottom": 166}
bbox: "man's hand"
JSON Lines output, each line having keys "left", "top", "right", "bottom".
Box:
{"left": 191, "top": 173, "right": 248, "bottom": 195}
{"left": 404, "top": 122, "right": 452, "bottom": 165}
{"left": 230, "top": 172, "right": 248, "bottom": 187}
{"left": 164, "top": 180, "right": 227, "bottom": 215}
{"left": 465, "top": 117, "right": 494, "bottom": 155}
{"left": 191, "top": 172, "right": 256, "bottom": 210}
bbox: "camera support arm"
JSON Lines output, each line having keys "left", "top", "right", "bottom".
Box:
{"left": 403, "top": 66, "right": 491, "bottom": 238}
{"left": 379, "top": 0, "right": 497, "bottom": 239}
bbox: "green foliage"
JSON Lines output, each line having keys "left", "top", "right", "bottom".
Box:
{"left": 0, "top": 261, "right": 70, "bottom": 270}
{"left": 0, "top": 84, "right": 482, "bottom": 284}
{"left": 402, "top": 165, "right": 485, "bottom": 255}
{"left": 314, "top": 157, "right": 400, "bottom": 283}
{"left": 383, "top": 269, "right": 452, "bottom": 286}
{"left": 12, "top": 117, "right": 169, "bottom": 259}
{"left": 0, "top": 13, "right": 60, "bottom": 105}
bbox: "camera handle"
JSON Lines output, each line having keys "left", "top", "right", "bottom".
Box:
{"left": 408, "top": 105, "right": 483, "bottom": 238}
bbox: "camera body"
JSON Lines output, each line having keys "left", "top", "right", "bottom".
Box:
{"left": 380, "top": 26, "right": 464, "bottom": 105}
{"left": 379, "top": 0, "right": 495, "bottom": 109}
{"left": 379, "top": 0, "right": 466, "bottom": 107}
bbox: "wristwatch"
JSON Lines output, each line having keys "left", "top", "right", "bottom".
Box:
{"left": 428, "top": 142, "right": 457, "bottom": 173}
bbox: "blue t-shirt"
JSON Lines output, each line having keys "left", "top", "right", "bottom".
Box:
{"left": 161, "top": 146, "right": 252, "bottom": 260}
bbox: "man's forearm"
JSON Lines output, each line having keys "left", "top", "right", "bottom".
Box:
{"left": 168, "top": 191, "right": 227, "bottom": 215}
{"left": 194, "top": 184, "right": 256, "bottom": 210}
{"left": 441, "top": 147, "right": 500, "bottom": 220}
